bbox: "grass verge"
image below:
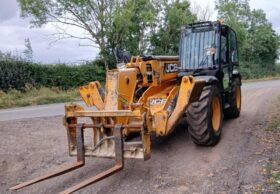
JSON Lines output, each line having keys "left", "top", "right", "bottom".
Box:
{"left": 274, "top": 171, "right": 280, "bottom": 188}
{"left": 0, "top": 87, "right": 80, "bottom": 109}
{"left": 261, "top": 95, "right": 280, "bottom": 192}
{"left": 242, "top": 76, "right": 280, "bottom": 83}
{"left": 265, "top": 95, "right": 280, "bottom": 131}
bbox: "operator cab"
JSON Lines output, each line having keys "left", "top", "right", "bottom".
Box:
{"left": 179, "top": 21, "right": 239, "bottom": 91}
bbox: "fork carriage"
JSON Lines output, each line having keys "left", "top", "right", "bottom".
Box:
{"left": 64, "top": 104, "right": 150, "bottom": 160}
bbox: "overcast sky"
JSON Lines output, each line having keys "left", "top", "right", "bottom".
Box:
{"left": 0, "top": 0, "right": 279, "bottom": 64}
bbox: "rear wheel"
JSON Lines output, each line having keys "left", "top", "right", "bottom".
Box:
{"left": 224, "top": 78, "right": 241, "bottom": 118}
{"left": 186, "top": 84, "right": 223, "bottom": 146}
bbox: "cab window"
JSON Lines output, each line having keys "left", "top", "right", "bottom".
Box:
{"left": 229, "top": 29, "right": 238, "bottom": 64}
{"left": 220, "top": 34, "right": 227, "bottom": 64}
{"left": 220, "top": 27, "right": 228, "bottom": 64}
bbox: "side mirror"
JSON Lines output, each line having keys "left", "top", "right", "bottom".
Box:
{"left": 122, "top": 51, "right": 131, "bottom": 63}
{"left": 114, "top": 47, "right": 131, "bottom": 64}
{"left": 231, "top": 51, "right": 237, "bottom": 63}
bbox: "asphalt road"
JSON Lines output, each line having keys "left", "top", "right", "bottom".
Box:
{"left": 0, "top": 102, "right": 84, "bottom": 121}
{"left": 0, "top": 79, "right": 279, "bottom": 122}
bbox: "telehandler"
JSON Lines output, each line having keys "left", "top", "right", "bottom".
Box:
{"left": 11, "top": 21, "right": 241, "bottom": 193}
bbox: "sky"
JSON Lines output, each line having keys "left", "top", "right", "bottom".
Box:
{"left": 0, "top": 0, "right": 280, "bottom": 64}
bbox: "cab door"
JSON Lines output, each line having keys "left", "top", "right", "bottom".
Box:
{"left": 220, "top": 26, "right": 230, "bottom": 91}
{"left": 228, "top": 28, "right": 239, "bottom": 73}
{"left": 220, "top": 26, "right": 239, "bottom": 91}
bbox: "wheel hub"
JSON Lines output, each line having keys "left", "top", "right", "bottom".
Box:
{"left": 211, "top": 96, "right": 221, "bottom": 132}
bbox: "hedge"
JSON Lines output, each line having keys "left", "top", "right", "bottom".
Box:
{"left": 239, "top": 62, "right": 280, "bottom": 80}
{"left": 0, "top": 60, "right": 105, "bottom": 91}
{"left": 1, "top": 59, "right": 279, "bottom": 91}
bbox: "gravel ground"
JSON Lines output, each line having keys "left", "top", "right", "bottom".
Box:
{"left": 1, "top": 85, "right": 280, "bottom": 194}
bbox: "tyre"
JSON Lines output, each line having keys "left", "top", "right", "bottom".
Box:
{"left": 224, "top": 78, "right": 241, "bottom": 118}
{"left": 186, "top": 84, "right": 223, "bottom": 146}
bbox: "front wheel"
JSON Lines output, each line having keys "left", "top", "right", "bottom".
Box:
{"left": 186, "top": 84, "right": 223, "bottom": 146}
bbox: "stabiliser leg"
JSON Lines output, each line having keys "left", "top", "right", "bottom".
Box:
{"left": 10, "top": 124, "right": 124, "bottom": 194}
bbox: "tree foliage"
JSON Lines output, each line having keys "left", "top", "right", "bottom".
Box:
{"left": 190, "top": 0, "right": 213, "bottom": 22}
{"left": 149, "top": 0, "right": 196, "bottom": 55}
{"left": 16, "top": 0, "right": 280, "bottom": 76}
{"left": 18, "top": 0, "right": 196, "bottom": 62}
{"left": 216, "top": 0, "right": 279, "bottom": 68}
{"left": 110, "top": 0, "right": 157, "bottom": 55}
{"left": 23, "top": 38, "right": 33, "bottom": 62}
{"left": 19, "top": 0, "right": 125, "bottom": 69}
{"left": 18, "top": 0, "right": 159, "bottom": 68}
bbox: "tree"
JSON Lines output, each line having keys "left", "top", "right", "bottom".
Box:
{"left": 190, "top": 0, "right": 213, "bottom": 21}
{"left": 23, "top": 38, "right": 33, "bottom": 62}
{"left": 215, "top": 0, "right": 279, "bottom": 66}
{"left": 18, "top": 0, "right": 158, "bottom": 68}
{"left": 247, "top": 9, "right": 279, "bottom": 67}
{"left": 0, "top": 51, "right": 4, "bottom": 60}
{"left": 18, "top": 0, "right": 128, "bottom": 69}
{"left": 215, "top": 0, "right": 250, "bottom": 61}
{"left": 149, "top": 0, "right": 196, "bottom": 55}
{"left": 108, "top": 0, "right": 157, "bottom": 56}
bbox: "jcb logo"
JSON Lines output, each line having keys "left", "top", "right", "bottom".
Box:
{"left": 150, "top": 98, "right": 167, "bottom": 105}
{"left": 165, "top": 63, "right": 178, "bottom": 73}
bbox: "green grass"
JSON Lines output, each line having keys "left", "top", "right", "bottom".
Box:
{"left": 0, "top": 87, "right": 80, "bottom": 109}
{"left": 262, "top": 95, "right": 280, "bottom": 192}
{"left": 264, "top": 166, "right": 280, "bottom": 192}
{"left": 243, "top": 76, "right": 280, "bottom": 83}
{"left": 265, "top": 95, "right": 280, "bottom": 131}
{"left": 274, "top": 171, "right": 280, "bottom": 186}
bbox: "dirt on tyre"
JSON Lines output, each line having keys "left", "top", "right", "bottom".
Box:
{"left": 224, "top": 78, "right": 241, "bottom": 118}
{"left": 186, "top": 84, "right": 223, "bottom": 146}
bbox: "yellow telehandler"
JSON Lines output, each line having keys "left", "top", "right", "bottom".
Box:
{"left": 11, "top": 21, "right": 241, "bottom": 194}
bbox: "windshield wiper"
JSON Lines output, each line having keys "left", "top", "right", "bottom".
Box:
{"left": 199, "top": 55, "right": 208, "bottom": 67}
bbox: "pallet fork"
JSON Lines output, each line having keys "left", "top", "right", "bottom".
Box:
{"left": 10, "top": 119, "right": 146, "bottom": 193}
{"left": 10, "top": 123, "right": 121, "bottom": 194}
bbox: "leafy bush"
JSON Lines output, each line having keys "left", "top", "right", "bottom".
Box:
{"left": 1, "top": 57, "right": 279, "bottom": 92}
{"left": 0, "top": 60, "right": 34, "bottom": 91}
{"left": 240, "top": 62, "right": 280, "bottom": 80}
{"left": 0, "top": 60, "right": 105, "bottom": 91}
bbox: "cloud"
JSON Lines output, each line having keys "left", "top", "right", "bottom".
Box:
{"left": 250, "top": 0, "right": 280, "bottom": 33}
{"left": 192, "top": 0, "right": 280, "bottom": 34}
{"left": 0, "top": 0, "right": 98, "bottom": 64}
{"left": 0, "top": 0, "right": 18, "bottom": 22}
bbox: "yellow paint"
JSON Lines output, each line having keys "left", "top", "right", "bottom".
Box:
{"left": 126, "top": 57, "right": 178, "bottom": 87}
{"left": 104, "top": 70, "right": 119, "bottom": 111}
{"left": 166, "top": 76, "right": 205, "bottom": 135}
{"left": 79, "top": 81, "right": 104, "bottom": 109}
{"left": 118, "top": 68, "right": 138, "bottom": 109}
{"left": 211, "top": 96, "right": 221, "bottom": 132}
{"left": 236, "top": 85, "right": 241, "bottom": 109}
